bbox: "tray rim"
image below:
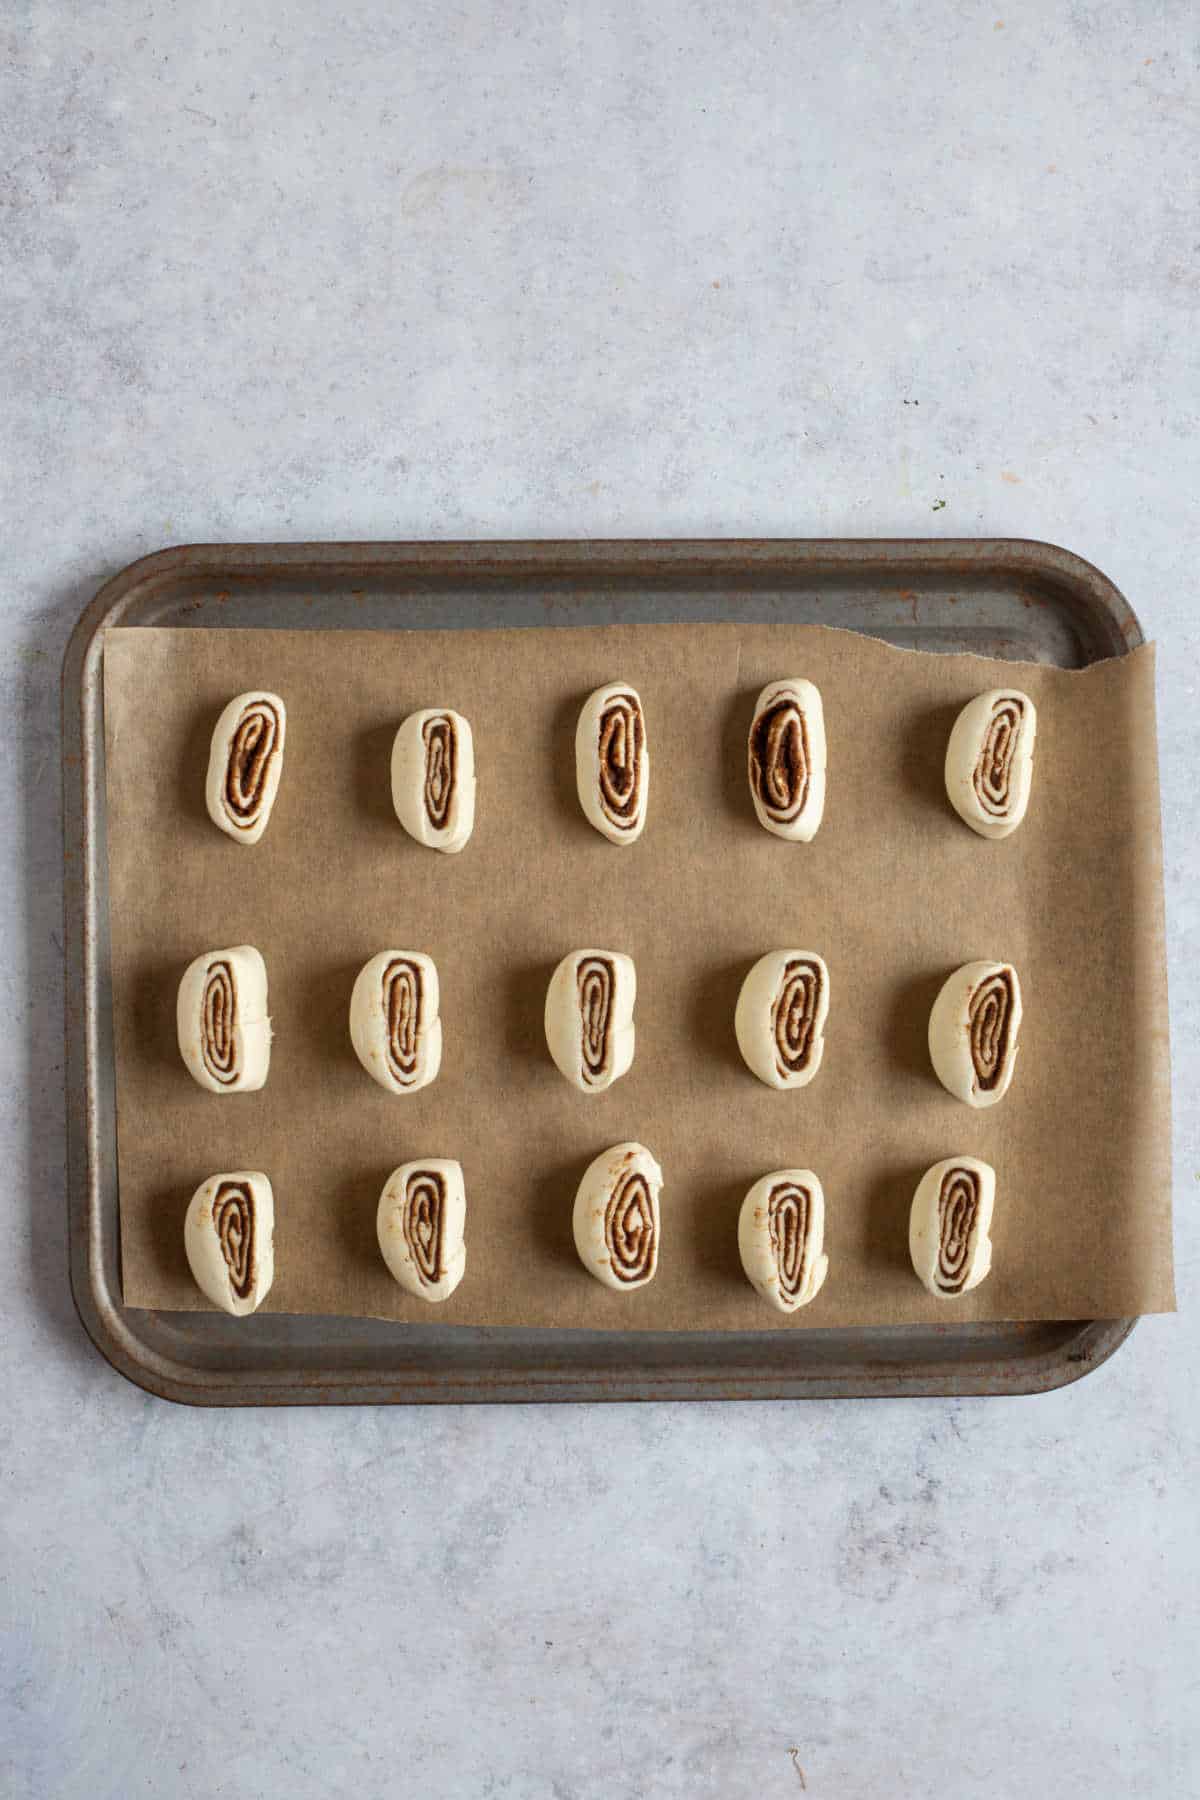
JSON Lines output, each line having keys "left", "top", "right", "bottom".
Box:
{"left": 62, "top": 537, "right": 1143, "bottom": 1405}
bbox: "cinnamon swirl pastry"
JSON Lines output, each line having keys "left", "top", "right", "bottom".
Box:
{"left": 735, "top": 950, "right": 829, "bottom": 1090}
{"left": 928, "top": 960, "right": 1023, "bottom": 1107}
{"left": 177, "top": 945, "right": 271, "bottom": 1093}
{"left": 576, "top": 682, "right": 649, "bottom": 844}
{"left": 377, "top": 1158, "right": 467, "bottom": 1302}
{"left": 391, "top": 707, "right": 476, "bottom": 854}
{"left": 909, "top": 1156, "right": 995, "bottom": 1298}
{"left": 945, "top": 688, "right": 1037, "bottom": 839}
{"left": 747, "top": 677, "right": 826, "bottom": 841}
{"left": 349, "top": 950, "right": 442, "bottom": 1094}
{"left": 184, "top": 1170, "right": 274, "bottom": 1315}
{"left": 545, "top": 949, "right": 636, "bottom": 1092}
{"left": 738, "top": 1169, "right": 829, "bottom": 1312}
{"left": 205, "top": 691, "right": 286, "bottom": 844}
{"left": 573, "top": 1142, "right": 662, "bottom": 1291}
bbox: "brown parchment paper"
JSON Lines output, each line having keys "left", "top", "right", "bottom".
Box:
{"left": 103, "top": 623, "right": 1174, "bottom": 1328}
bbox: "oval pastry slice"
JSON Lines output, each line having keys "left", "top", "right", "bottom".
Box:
{"left": 909, "top": 1156, "right": 995, "bottom": 1298}
{"left": 206, "top": 691, "right": 286, "bottom": 844}
{"left": 573, "top": 1142, "right": 662, "bottom": 1290}
{"left": 735, "top": 950, "right": 829, "bottom": 1090}
{"left": 929, "top": 960, "right": 1023, "bottom": 1107}
{"left": 177, "top": 945, "right": 271, "bottom": 1093}
{"left": 544, "top": 949, "right": 636, "bottom": 1092}
{"left": 391, "top": 707, "right": 476, "bottom": 854}
{"left": 377, "top": 1158, "right": 466, "bottom": 1302}
{"left": 349, "top": 950, "right": 442, "bottom": 1094}
{"left": 747, "top": 677, "right": 826, "bottom": 841}
{"left": 184, "top": 1170, "right": 274, "bottom": 1316}
{"left": 576, "top": 681, "right": 649, "bottom": 844}
{"left": 945, "top": 688, "right": 1037, "bottom": 839}
{"left": 739, "top": 1169, "right": 829, "bottom": 1312}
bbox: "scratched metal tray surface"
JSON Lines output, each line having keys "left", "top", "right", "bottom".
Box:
{"left": 62, "top": 539, "right": 1142, "bottom": 1405}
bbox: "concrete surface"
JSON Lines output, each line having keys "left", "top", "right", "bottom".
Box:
{"left": 2, "top": 3, "right": 1197, "bottom": 1795}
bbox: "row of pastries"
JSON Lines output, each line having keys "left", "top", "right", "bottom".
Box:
{"left": 203, "top": 677, "right": 1038, "bottom": 849}
{"left": 184, "top": 1149, "right": 995, "bottom": 1319}
{"left": 179, "top": 945, "right": 1021, "bottom": 1107}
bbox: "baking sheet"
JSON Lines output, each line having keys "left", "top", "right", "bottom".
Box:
{"left": 103, "top": 622, "right": 1174, "bottom": 1328}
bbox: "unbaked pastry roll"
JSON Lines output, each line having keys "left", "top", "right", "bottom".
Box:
{"left": 573, "top": 1142, "right": 662, "bottom": 1290}
{"left": 945, "top": 688, "right": 1036, "bottom": 839}
{"left": 349, "top": 950, "right": 442, "bottom": 1094}
{"left": 738, "top": 1170, "right": 829, "bottom": 1312}
{"left": 206, "top": 691, "right": 286, "bottom": 844}
{"left": 747, "top": 678, "right": 826, "bottom": 841}
{"left": 391, "top": 708, "right": 476, "bottom": 854}
{"left": 377, "top": 1159, "right": 466, "bottom": 1302}
{"left": 184, "top": 1171, "right": 274, "bottom": 1316}
{"left": 928, "top": 960, "right": 1022, "bottom": 1107}
{"left": 545, "top": 949, "right": 636, "bottom": 1092}
{"left": 909, "top": 1156, "right": 995, "bottom": 1297}
{"left": 576, "top": 681, "right": 649, "bottom": 844}
{"left": 177, "top": 946, "right": 271, "bottom": 1093}
{"left": 735, "top": 950, "right": 829, "bottom": 1089}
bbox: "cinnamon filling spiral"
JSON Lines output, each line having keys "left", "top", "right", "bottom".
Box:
{"left": 577, "top": 956, "right": 615, "bottom": 1085}
{"left": 201, "top": 960, "right": 238, "bottom": 1086}
{"left": 768, "top": 1180, "right": 817, "bottom": 1303}
{"left": 383, "top": 958, "right": 425, "bottom": 1085}
{"left": 223, "top": 699, "right": 282, "bottom": 828}
{"left": 972, "top": 696, "right": 1026, "bottom": 818}
{"left": 597, "top": 691, "right": 645, "bottom": 832}
{"left": 422, "top": 714, "right": 456, "bottom": 830}
{"left": 969, "top": 969, "right": 1015, "bottom": 1092}
{"left": 935, "top": 1167, "right": 981, "bottom": 1295}
{"left": 401, "top": 1169, "right": 446, "bottom": 1286}
{"left": 773, "top": 959, "right": 824, "bottom": 1079}
{"left": 212, "top": 1181, "right": 255, "bottom": 1299}
{"left": 605, "top": 1169, "right": 656, "bottom": 1284}
{"left": 749, "top": 691, "right": 810, "bottom": 825}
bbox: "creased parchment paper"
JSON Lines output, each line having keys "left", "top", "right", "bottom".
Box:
{"left": 103, "top": 623, "right": 1174, "bottom": 1328}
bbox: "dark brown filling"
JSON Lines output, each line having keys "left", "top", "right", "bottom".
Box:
{"left": 383, "top": 959, "right": 424, "bottom": 1084}
{"left": 597, "top": 693, "right": 645, "bottom": 829}
{"left": 605, "top": 1167, "right": 656, "bottom": 1283}
{"left": 936, "top": 1168, "right": 980, "bottom": 1294}
{"left": 972, "top": 697, "right": 1025, "bottom": 817}
{"left": 749, "top": 692, "right": 810, "bottom": 822}
{"left": 201, "top": 961, "right": 238, "bottom": 1085}
{"left": 773, "top": 959, "right": 824, "bottom": 1077}
{"left": 422, "top": 714, "right": 456, "bottom": 830}
{"left": 969, "top": 969, "right": 1014, "bottom": 1091}
{"left": 223, "top": 700, "right": 281, "bottom": 827}
{"left": 402, "top": 1169, "right": 446, "bottom": 1286}
{"left": 213, "top": 1181, "right": 255, "bottom": 1299}
{"left": 577, "top": 956, "right": 615, "bottom": 1084}
{"left": 768, "top": 1181, "right": 815, "bottom": 1301}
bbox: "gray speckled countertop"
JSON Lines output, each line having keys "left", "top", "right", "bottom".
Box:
{"left": 3, "top": 5, "right": 1197, "bottom": 1796}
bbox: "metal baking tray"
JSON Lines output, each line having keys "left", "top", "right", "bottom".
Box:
{"left": 63, "top": 539, "right": 1143, "bottom": 1404}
